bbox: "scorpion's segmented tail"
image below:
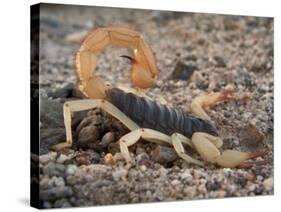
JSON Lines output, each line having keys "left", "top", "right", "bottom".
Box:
{"left": 75, "top": 27, "right": 159, "bottom": 99}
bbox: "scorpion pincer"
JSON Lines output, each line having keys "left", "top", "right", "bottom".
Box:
{"left": 52, "top": 27, "right": 269, "bottom": 168}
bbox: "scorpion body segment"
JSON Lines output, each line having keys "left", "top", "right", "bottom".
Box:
{"left": 106, "top": 88, "right": 218, "bottom": 138}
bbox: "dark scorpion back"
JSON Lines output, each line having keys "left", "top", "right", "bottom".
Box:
{"left": 106, "top": 88, "right": 218, "bottom": 138}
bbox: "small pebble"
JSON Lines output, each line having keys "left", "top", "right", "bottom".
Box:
{"left": 171, "top": 179, "right": 181, "bottom": 186}
{"left": 100, "top": 132, "right": 115, "bottom": 148}
{"left": 181, "top": 169, "right": 193, "bottom": 181}
{"left": 42, "top": 201, "right": 52, "bottom": 209}
{"left": 40, "top": 186, "right": 73, "bottom": 201}
{"left": 139, "top": 165, "right": 147, "bottom": 172}
{"left": 42, "top": 162, "right": 65, "bottom": 177}
{"left": 40, "top": 154, "right": 52, "bottom": 164}
{"left": 263, "top": 177, "right": 273, "bottom": 192}
{"left": 112, "top": 168, "right": 128, "bottom": 181}
{"left": 66, "top": 164, "right": 78, "bottom": 175}
{"left": 197, "top": 184, "right": 207, "bottom": 194}
{"left": 184, "top": 186, "right": 197, "bottom": 198}
{"left": 53, "top": 176, "right": 65, "bottom": 187}
{"left": 77, "top": 125, "right": 100, "bottom": 147}
{"left": 53, "top": 198, "right": 72, "bottom": 208}
{"left": 57, "top": 154, "right": 70, "bottom": 164}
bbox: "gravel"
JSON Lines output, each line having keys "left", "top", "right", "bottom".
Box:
{"left": 38, "top": 4, "right": 273, "bottom": 208}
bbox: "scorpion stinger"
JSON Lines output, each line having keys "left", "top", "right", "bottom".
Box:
{"left": 120, "top": 55, "right": 136, "bottom": 63}
{"left": 52, "top": 27, "right": 269, "bottom": 168}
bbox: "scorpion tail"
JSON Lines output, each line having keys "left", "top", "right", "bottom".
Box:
{"left": 76, "top": 50, "right": 111, "bottom": 99}
{"left": 75, "top": 27, "right": 159, "bottom": 99}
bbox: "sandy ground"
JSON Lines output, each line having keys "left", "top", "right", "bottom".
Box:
{"left": 37, "top": 4, "right": 273, "bottom": 208}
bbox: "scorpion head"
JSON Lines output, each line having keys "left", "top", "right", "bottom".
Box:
{"left": 197, "top": 118, "right": 219, "bottom": 136}
{"left": 204, "top": 120, "right": 219, "bottom": 136}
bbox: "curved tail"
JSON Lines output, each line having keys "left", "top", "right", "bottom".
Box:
{"left": 75, "top": 27, "right": 159, "bottom": 99}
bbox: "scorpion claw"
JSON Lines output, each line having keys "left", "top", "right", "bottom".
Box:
{"left": 237, "top": 159, "right": 272, "bottom": 168}
{"left": 236, "top": 150, "right": 271, "bottom": 168}
{"left": 214, "top": 150, "right": 270, "bottom": 168}
{"left": 247, "top": 150, "right": 269, "bottom": 159}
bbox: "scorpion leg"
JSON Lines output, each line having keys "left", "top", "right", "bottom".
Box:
{"left": 118, "top": 129, "right": 203, "bottom": 166}
{"left": 191, "top": 84, "right": 236, "bottom": 120}
{"left": 119, "top": 128, "right": 171, "bottom": 162}
{"left": 171, "top": 133, "right": 204, "bottom": 166}
{"left": 51, "top": 99, "right": 139, "bottom": 151}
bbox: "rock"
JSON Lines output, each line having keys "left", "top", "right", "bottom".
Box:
{"left": 170, "top": 61, "right": 198, "bottom": 80}
{"left": 99, "top": 132, "right": 115, "bottom": 148}
{"left": 171, "top": 179, "right": 181, "bottom": 186}
{"left": 76, "top": 112, "right": 103, "bottom": 133}
{"left": 41, "top": 17, "right": 61, "bottom": 29}
{"left": 52, "top": 176, "right": 65, "bottom": 187}
{"left": 68, "top": 164, "right": 110, "bottom": 186}
{"left": 40, "top": 154, "right": 53, "bottom": 164}
{"left": 40, "top": 128, "right": 66, "bottom": 154}
{"left": 53, "top": 198, "right": 72, "bottom": 208}
{"left": 213, "top": 56, "right": 226, "bottom": 68}
{"left": 48, "top": 83, "right": 76, "bottom": 99}
{"left": 249, "top": 61, "right": 269, "bottom": 73}
{"left": 224, "top": 21, "right": 240, "bottom": 31}
{"left": 72, "top": 111, "right": 89, "bottom": 129}
{"left": 248, "top": 123, "right": 264, "bottom": 142}
{"left": 107, "top": 142, "right": 120, "bottom": 154}
{"left": 139, "top": 165, "right": 147, "bottom": 172}
{"left": 40, "top": 176, "right": 50, "bottom": 189}
{"left": 151, "top": 146, "right": 178, "bottom": 164}
{"left": 136, "top": 152, "right": 154, "bottom": 168}
{"left": 112, "top": 168, "right": 128, "bottom": 181}
{"left": 159, "top": 167, "right": 168, "bottom": 180}
{"left": 210, "top": 190, "right": 227, "bottom": 198}
{"left": 75, "top": 155, "right": 91, "bottom": 165}
{"left": 40, "top": 186, "right": 73, "bottom": 201}
{"left": 181, "top": 169, "right": 193, "bottom": 181}
{"left": 247, "top": 183, "right": 256, "bottom": 192}
{"left": 66, "top": 164, "right": 78, "bottom": 175}
{"left": 263, "top": 177, "right": 273, "bottom": 192}
{"left": 57, "top": 154, "right": 70, "bottom": 164}
{"left": 136, "top": 146, "right": 146, "bottom": 155}
{"left": 197, "top": 184, "right": 207, "bottom": 194}
{"left": 206, "top": 180, "right": 221, "bottom": 191}
{"left": 65, "top": 31, "right": 88, "bottom": 43}
{"left": 42, "top": 201, "right": 52, "bottom": 209}
{"left": 240, "top": 122, "right": 265, "bottom": 150}
{"left": 112, "top": 152, "right": 125, "bottom": 162}
{"left": 184, "top": 186, "right": 197, "bottom": 198}
{"left": 42, "top": 162, "right": 65, "bottom": 177}
{"left": 40, "top": 98, "right": 64, "bottom": 128}
{"left": 77, "top": 125, "right": 100, "bottom": 147}
{"left": 74, "top": 150, "right": 100, "bottom": 165}
{"left": 91, "top": 180, "right": 113, "bottom": 189}
{"left": 193, "top": 170, "right": 207, "bottom": 179}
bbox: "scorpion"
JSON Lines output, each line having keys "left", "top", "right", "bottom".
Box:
{"left": 52, "top": 26, "right": 269, "bottom": 168}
